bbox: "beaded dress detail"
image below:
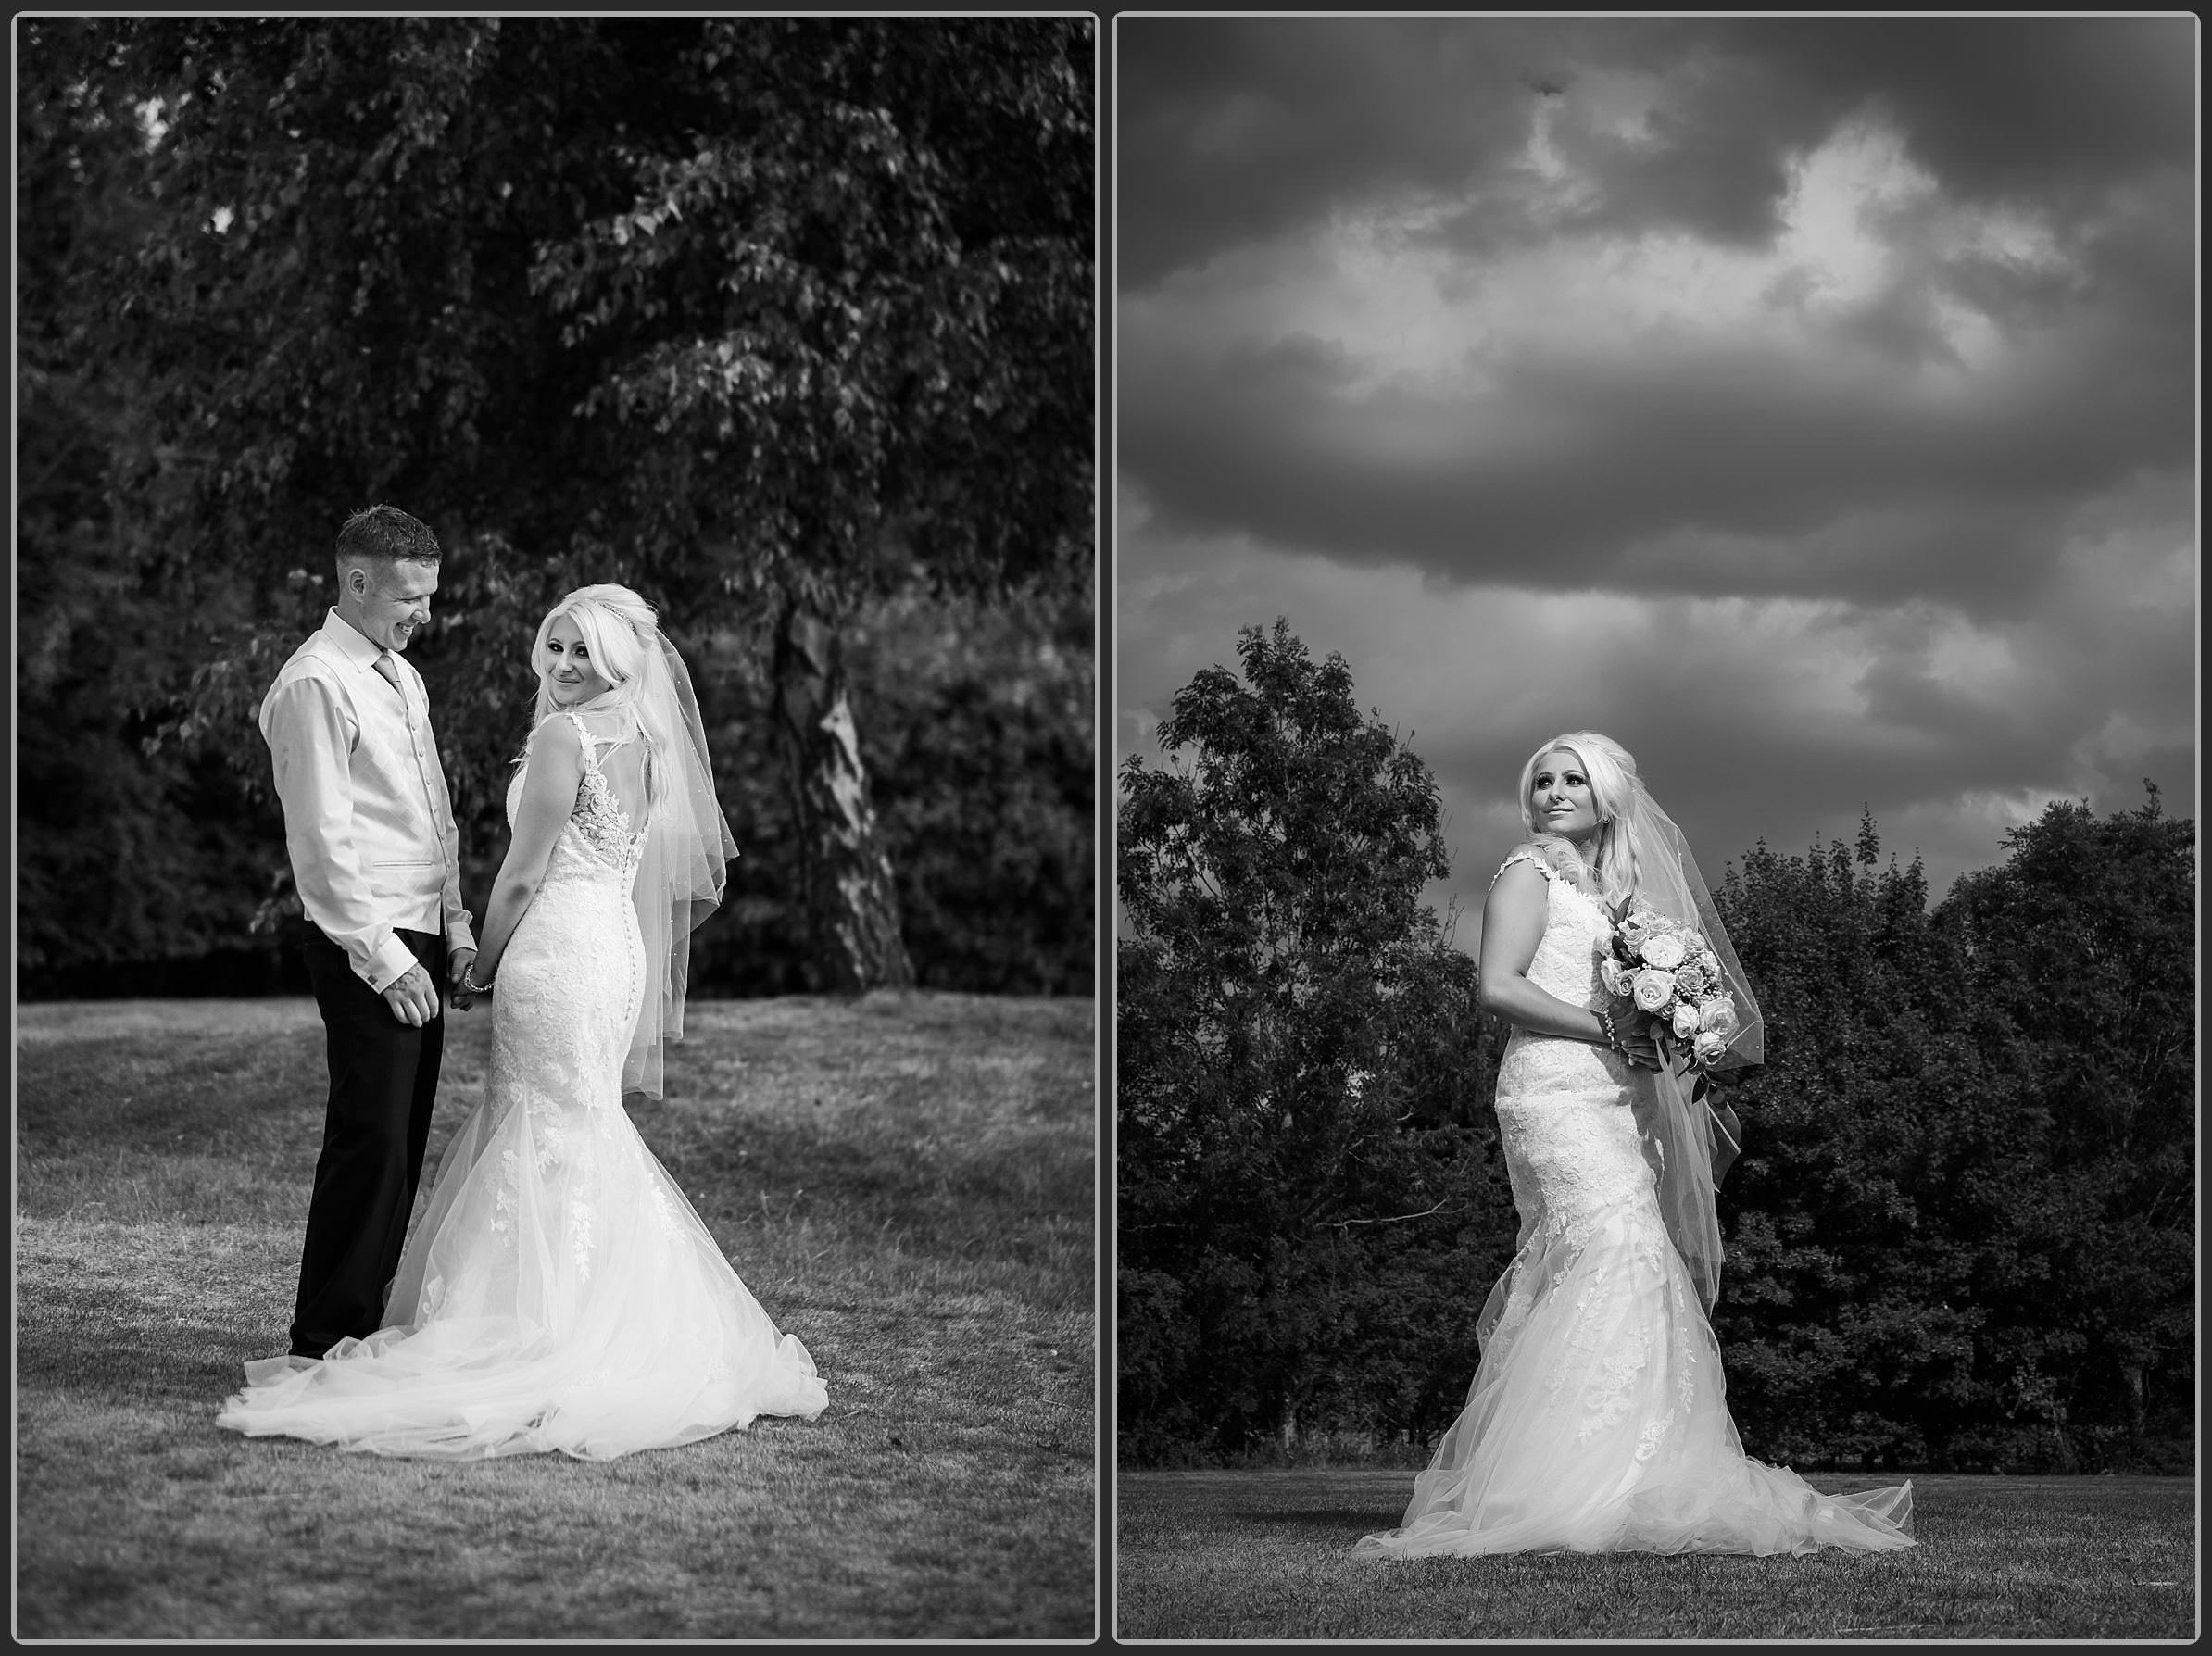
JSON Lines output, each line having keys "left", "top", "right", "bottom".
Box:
{"left": 1355, "top": 843, "right": 1913, "bottom": 1556}
{"left": 219, "top": 709, "right": 824, "bottom": 1458}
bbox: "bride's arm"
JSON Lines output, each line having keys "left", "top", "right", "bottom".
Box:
{"left": 466, "top": 716, "right": 585, "bottom": 989}
{"left": 1477, "top": 857, "right": 1658, "bottom": 1067}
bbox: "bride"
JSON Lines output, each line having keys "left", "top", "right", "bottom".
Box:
{"left": 1356, "top": 732, "right": 1912, "bottom": 1557}
{"left": 219, "top": 584, "right": 826, "bottom": 1458}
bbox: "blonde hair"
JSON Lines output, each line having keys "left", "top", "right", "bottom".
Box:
{"left": 532, "top": 584, "right": 654, "bottom": 693}
{"left": 525, "top": 583, "right": 670, "bottom": 812}
{"left": 1515, "top": 730, "right": 1643, "bottom": 911}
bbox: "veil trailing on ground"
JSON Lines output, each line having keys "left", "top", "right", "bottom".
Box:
{"left": 532, "top": 585, "right": 737, "bottom": 1100}
{"left": 1614, "top": 783, "right": 1763, "bottom": 1312}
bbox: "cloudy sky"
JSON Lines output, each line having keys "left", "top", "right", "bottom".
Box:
{"left": 1114, "top": 15, "right": 2196, "bottom": 939}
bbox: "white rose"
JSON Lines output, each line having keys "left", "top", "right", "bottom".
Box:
{"left": 1700, "top": 997, "right": 1741, "bottom": 1038}
{"left": 1693, "top": 1030, "right": 1728, "bottom": 1064}
{"left": 1640, "top": 932, "right": 1688, "bottom": 970}
{"left": 1631, "top": 970, "right": 1676, "bottom": 1013}
{"left": 1598, "top": 957, "right": 1626, "bottom": 997}
{"left": 1672, "top": 1002, "right": 1701, "bottom": 1039}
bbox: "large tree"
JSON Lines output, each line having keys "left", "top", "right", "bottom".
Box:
{"left": 1933, "top": 786, "right": 2194, "bottom": 1465}
{"left": 1117, "top": 621, "right": 1509, "bottom": 1456}
{"left": 26, "top": 15, "right": 1093, "bottom": 990}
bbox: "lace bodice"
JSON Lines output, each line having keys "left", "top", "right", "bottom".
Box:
{"left": 1498, "top": 846, "right": 1614, "bottom": 1012}
{"left": 508, "top": 710, "right": 648, "bottom": 881}
{"left": 567, "top": 721, "right": 646, "bottom": 874}
{"left": 1492, "top": 847, "right": 1633, "bottom": 1103}
{"left": 1489, "top": 843, "right": 1656, "bottom": 1259}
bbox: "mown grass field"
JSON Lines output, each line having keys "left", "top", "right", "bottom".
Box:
{"left": 1116, "top": 1466, "right": 2195, "bottom": 1640}
{"left": 15, "top": 994, "right": 1097, "bottom": 1640}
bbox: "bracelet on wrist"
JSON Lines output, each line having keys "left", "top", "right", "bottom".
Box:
{"left": 462, "top": 966, "right": 494, "bottom": 995}
{"left": 1598, "top": 1008, "right": 1622, "bottom": 1051}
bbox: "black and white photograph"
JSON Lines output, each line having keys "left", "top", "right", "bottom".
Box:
{"left": 18, "top": 14, "right": 1097, "bottom": 1640}
{"left": 1113, "top": 14, "right": 2194, "bottom": 1641}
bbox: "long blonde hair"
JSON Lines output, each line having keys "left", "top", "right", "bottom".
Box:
{"left": 1515, "top": 730, "right": 1644, "bottom": 913}
{"left": 524, "top": 583, "right": 671, "bottom": 814}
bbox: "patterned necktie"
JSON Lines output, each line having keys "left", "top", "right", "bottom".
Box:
{"left": 372, "top": 650, "right": 410, "bottom": 721}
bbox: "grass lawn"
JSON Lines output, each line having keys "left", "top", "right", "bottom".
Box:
{"left": 16, "top": 993, "right": 1097, "bottom": 1640}
{"left": 1115, "top": 1467, "right": 2195, "bottom": 1640}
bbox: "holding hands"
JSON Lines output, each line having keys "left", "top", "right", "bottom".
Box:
{"left": 373, "top": 948, "right": 487, "bottom": 1025}
{"left": 448, "top": 948, "right": 489, "bottom": 1013}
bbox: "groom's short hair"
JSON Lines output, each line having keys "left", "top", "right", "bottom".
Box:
{"left": 335, "top": 505, "right": 441, "bottom": 584}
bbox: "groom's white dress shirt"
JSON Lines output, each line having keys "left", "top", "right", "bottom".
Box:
{"left": 260, "top": 609, "right": 476, "bottom": 994}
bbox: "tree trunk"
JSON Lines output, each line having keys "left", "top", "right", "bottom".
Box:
{"left": 2120, "top": 1361, "right": 2147, "bottom": 1450}
{"left": 772, "top": 600, "right": 915, "bottom": 992}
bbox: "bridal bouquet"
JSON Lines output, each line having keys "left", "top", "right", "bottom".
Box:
{"left": 1600, "top": 909, "right": 1741, "bottom": 1070}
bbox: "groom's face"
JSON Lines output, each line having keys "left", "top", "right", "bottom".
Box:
{"left": 348, "top": 558, "right": 439, "bottom": 652}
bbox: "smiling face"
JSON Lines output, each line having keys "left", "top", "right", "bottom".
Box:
{"left": 1529, "top": 747, "right": 1602, "bottom": 846}
{"left": 542, "top": 613, "right": 614, "bottom": 706}
{"left": 341, "top": 557, "right": 437, "bottom": 652}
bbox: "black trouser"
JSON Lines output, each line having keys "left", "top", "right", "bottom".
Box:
{"left": 291, "top": 924, "right": 446, "bottom": 1358}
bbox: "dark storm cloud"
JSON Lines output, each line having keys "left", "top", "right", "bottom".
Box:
{"left": 1119, "top": 15, "right": 2196, "bottom": 289}
{"left": 1115, "top": 14, "right": 2196, "bottom": 915}
{"left": 1521, "top": 18, "right": 2197, "bottom": 257}
{"left": 1116, "top": 15, "right": 2193, "bottom": 618}
{"left": 1120, "top": 283, "right": 2191, "bottom": 616}
{"left": 1750, "top": 17, "right": 2198, "bottom": 214}
{"left": 1116, "top": 16, "right": 1552, "bottom": 287}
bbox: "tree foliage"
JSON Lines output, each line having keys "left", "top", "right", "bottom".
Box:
{"left": 85, "top": 14, "right": 1090, "bottom": 613}
{"left": 1118, "top": 624, "right": 2194, "bottom": 1474}
{"left": 1117, "top": 621, "right": 1512, "bottom": 1458}
{"left": 15, "top": 16, "right": 1094, "bottom": 993}
{"left": 1707, "top": 791, "right": 2193, "bottom": 1474}
{"left": 18, "top": 19, "right": 280, "bottom": 974}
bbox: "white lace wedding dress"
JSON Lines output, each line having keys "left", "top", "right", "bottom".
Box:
{"left": 219, "top": 710, "right": 826, "bottom": 1458}
{"left": 1356, "top": 848, "right": 1913, "bottom": 1557}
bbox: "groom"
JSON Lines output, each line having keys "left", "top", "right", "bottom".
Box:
{"left": 260, "top": 504, "right": 477, "bottom": 1360}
